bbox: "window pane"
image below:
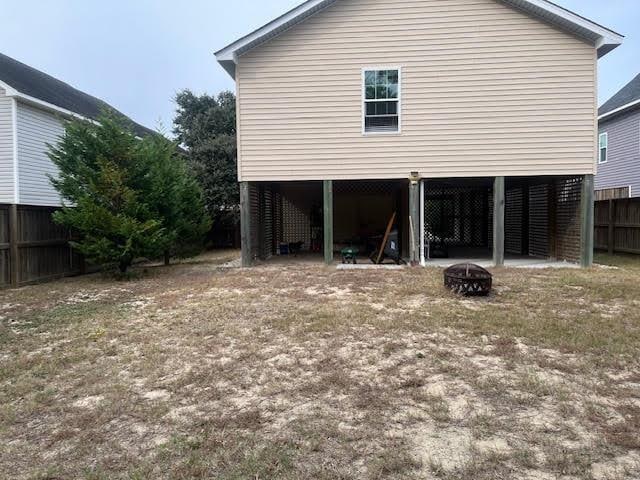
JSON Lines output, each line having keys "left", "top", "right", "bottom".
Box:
{"left": 600, "top": 147, "right": 607, "bottom": 163}
{"left": 377, "top": 70, "right": 387, "bottom": 85}
{"left": 388, "top": 84, "right": 399, "bottom": 99}
{"left": 599, "top": 134, "right": 607, "bottom": 148}
{"left": 376, "top": 85, "right": 388, "bottom": 99}
{"left": 388, "top": 70, "right": 399, "bottom": 84}
{"left": 365, "top": 101, "right": 398, "bottom": 117}
{"left": 365, "top": 115, "right": 399, "bottom": 133}
{"left": 365, "top": 71, "right": 376, "bottom": 86}
{"left": 366, "top": 86, "right": 376, "bottom": 100}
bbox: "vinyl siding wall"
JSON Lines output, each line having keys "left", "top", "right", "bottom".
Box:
{"left": 596, "top": 109, "right": 640, "bottom": 197}
{"left": 236, "top": 0, "right": 597, "bottom": 182}
{"left": 16, "top": 101, "right": 64, "bottom": 206}
{"left": 0, "top": 88, "right": 15, "bottom": 203}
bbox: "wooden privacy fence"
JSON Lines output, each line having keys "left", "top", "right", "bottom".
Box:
{"left": 595, "top": 198, "right": 640, "bottom": 255}
{"left": 0, "top": 204, "right": 83, "bottom": 288}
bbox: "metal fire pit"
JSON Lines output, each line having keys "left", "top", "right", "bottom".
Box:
{"left": 444, "top": 263, "right": 493, "bottom": 296}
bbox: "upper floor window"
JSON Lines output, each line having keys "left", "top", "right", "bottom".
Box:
{"left": 599, "top": 132, "right": 608, "bottom": 164}
{"left": 363, "top": 68, "right": 400, "bottom": 134}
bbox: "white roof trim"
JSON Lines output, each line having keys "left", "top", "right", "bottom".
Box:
{"left": 215, "top": 0, "right": 623, "bottom": 79}
{"left": 599, "top": 98, "right": 640, "bottom": 121}
{"left": 0, "top": 79, "right": 91, "bottom": 122}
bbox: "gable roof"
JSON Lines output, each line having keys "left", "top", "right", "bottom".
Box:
{"left": 0, "top": 52, "right": 155, "bottom": 138}
{"left": 215, "top": 0, "right": 623, "bottom": 79}
{"left": 599, "top": 73, "right": 640, "bottom": 121}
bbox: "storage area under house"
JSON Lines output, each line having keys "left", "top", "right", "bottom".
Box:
{"left": 240, "top": 175, "right": 593, "bottom": 268}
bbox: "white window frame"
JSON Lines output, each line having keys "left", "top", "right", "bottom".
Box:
{"left": 361, "top": 66, "right": 402, "bottom": 136}
{"left": 598, "top": 132, "right": 608, "bottom": 164}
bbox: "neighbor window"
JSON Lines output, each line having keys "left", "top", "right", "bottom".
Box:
{"left": 364, "top": 69, "right": 400, "bottom": 133}
{"left": 599, "top": 132, "right": 608, "bottom": 164}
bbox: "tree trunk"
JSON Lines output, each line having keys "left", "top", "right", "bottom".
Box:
{"left": 118, "top": 261, "right": 129, "bottom": 274}
{"left": 164, "top": 250, "right": 170, "bottom": 266}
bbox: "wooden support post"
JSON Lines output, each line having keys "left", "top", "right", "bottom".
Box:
{"left": 607, "top": 199, "right": 615, "bottom": 255}
{"left": 323, "top": 180, "right": 333, "bottom": 265}
{"left": 409, "top": 179, "right": 420, "bottom": 265}
{"left": 9, "top": 204, "right": 19, "bottom": 287}
{"left": 580, "top": 174, "right": 595, "bottom": 268}
{"left": 493, "top": 177, "right": 505, "bottom": 266}
{"left": 240, "top": 182, "right": 252, "bottom": 268}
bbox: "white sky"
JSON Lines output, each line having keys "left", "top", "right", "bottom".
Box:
{"left": 1, "top": 0, "right": 637, "bottom": 132}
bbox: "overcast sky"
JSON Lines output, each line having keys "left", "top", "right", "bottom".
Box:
{"left": 1, "top": 0, "right": 637, "bottom": 132}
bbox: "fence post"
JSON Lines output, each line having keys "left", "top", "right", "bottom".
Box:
{"left": 9, "top": 204, "right": 19, "bottom": 287}
{"left": 607, "top": 199, "right": 615, "bottom": 255}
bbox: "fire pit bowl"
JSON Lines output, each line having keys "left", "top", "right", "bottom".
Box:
{"left": 444, "top": 263, "right": 493, "bottom": 296}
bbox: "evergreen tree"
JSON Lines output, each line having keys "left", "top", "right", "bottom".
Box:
{"left": 49, "top": 113, "right": 209, "bottom": 273}
{"left": 141, "top": 134, "right": 211, "bottom": 264}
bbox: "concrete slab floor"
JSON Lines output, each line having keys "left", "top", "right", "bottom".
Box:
{"left": 423, "top": 258, "right": 579, "bottom": 269}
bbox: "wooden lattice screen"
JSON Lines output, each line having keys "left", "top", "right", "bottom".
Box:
{"left": 423, "top": 184, "right": 491, "bottom": 249}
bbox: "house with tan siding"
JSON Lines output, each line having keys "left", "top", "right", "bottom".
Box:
{"left": 215, "top": 0, "right": 623, "bottom": 268}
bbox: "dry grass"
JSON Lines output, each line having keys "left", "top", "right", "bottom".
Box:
{"left": 1, "top": 250, "right": 639, "bottom": 479}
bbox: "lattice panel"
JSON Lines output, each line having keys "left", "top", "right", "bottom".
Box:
{"left": 334, "top": 181, "right": 402, "bottom": 196}
{"left": 556, "top": 177, "right": 582, "bottom": 263}
{"left": 505, "top": 187, "right": 524, "bottom": 255}
{"left": 258, "top": 186, "right": 274, "bottom": 260}
{"left": 528, "top": 184, "right": 549, "bottom": 258}
{"left": 423, "top": 185, "right": 490, "bottom": 249}
{"left": 249, "top": 184, "right": 260, "bottom": 260}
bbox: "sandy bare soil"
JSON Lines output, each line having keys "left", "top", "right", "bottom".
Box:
{"left": 1, "top": 250, "right": 639, "bottom": 479}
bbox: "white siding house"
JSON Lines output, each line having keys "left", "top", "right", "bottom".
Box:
{"left": 15, "top": 103, "right": 65, "bottom": 206}
{"left": 0, "top": 52, "right": 153, "bottom": 208}
{"left": 0, "top": 88, "right": 15, "bottom": 204}
{"left": 0, "top": 89, "right": 65, "bottom": 206}
{"left": 0, "top": 53, "right": 154, "bottom": 288}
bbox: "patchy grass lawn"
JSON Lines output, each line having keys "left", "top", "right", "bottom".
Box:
{"left": 1, "top": 250, "right": 640, "bottom": 479}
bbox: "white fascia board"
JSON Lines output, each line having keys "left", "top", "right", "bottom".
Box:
{"left": 214, "top": 0, "right": 623, "bottom": 79}
{"left": 512, "top": 0, "right": 624, "bottom": 51}
{"left": 598, "top": 99, "right": 640, "bottom": 121}
{"left": 215, "top": 0, "right": 329, "bottom": 61}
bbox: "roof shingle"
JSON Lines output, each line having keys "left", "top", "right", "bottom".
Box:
{"left": 599, "top": 73, "right": 640, "bottom": 118}
{"left": 0, "top": 52, "right": 155, "bottom": 138}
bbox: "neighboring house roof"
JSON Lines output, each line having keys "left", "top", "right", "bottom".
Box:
{"left": 0, "top": 52, "right": 155, "bottom": 138}
{"left": 215, "top": 0, "right": 623, "bottom": 78}
{"left": 599, "top": 73, "right": 640, "bottom": 121}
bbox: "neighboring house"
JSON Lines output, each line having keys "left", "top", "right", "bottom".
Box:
{"left": 216, "top": 0, "right": 623, "bottom": 268}
{"left": 0, "top": 53, "right": 153, "bottom": 287}
{"left": 596, "top": 73, "right": 640, "bottom": 201}
{"left": 0, "top": 52, "right": 153, "bottom": 208}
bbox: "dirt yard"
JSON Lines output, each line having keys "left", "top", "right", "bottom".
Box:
{"left": 1, "top": 251, "right": 640, "bottom": 479}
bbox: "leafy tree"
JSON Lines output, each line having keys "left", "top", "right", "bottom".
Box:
{"left": 141, "top": 134, "right": 211, "bottom": 264}
{"left": 173, "top": 90, "right": 239, "bottom": 232}
{"left": 49, "top": 113, "right": 209, "bottom": 273}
